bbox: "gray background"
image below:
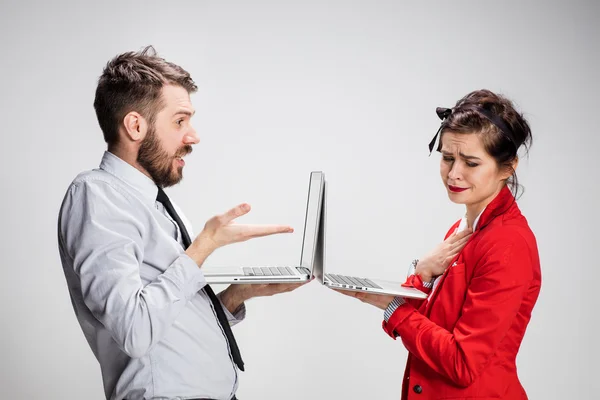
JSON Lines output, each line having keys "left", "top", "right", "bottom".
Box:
{"left": 1, "top": 0, "right": 598, "bottom": 399}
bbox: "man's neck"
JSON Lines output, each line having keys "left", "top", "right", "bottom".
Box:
{"left": 108, "top": 146, "right": 153, "bottom": 181}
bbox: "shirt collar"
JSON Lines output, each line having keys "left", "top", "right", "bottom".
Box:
{"left": 457, "top": 207, "right": 485, "bottom": 232}
{"left": 99, "top": 151, "right": 158, "bottom": 206}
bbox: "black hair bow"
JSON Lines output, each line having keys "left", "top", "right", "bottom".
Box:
{"left": 428, "top": 107, "right": 452, "bottom": 154}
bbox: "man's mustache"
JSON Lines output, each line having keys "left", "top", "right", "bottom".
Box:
{"left": 176, "top": 145, "right": 193, "bottom": 158}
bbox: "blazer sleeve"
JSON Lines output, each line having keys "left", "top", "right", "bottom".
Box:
{"left": 382, "top": 227, "right": 534, "bottom": 387}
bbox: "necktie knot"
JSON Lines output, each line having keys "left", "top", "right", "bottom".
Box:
{"left": 156, "top": 187, "right": 169, "bottom": 204}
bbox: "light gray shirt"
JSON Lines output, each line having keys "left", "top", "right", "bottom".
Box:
{"left": 58, "top": 151, "right": 245, "bottom": 400}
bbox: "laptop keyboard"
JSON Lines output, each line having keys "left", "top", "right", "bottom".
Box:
{"left": 325, "top": 274, "right": 382, "bottom": 289}
{"left": 243, "top": 266, "right": 296, "bottom": 276}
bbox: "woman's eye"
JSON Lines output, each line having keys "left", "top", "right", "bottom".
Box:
{"left": 466, "top": 162, "right": 479, "bottom": 168}
{"left": 176, "top": 119, "right": 184, "bottom": 126}
{"left": 443, "top": 157, "right": 454, "bottom": 162}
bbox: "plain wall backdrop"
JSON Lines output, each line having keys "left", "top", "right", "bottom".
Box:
{"left": 1, "top": 0, "right": 598, "bottom": 399}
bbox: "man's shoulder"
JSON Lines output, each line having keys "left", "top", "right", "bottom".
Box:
{"left": 70, "top": 168, "right": 114, "bottom": 188}
{"left": 69, "top": 168, "right": 129, "bottom": 193}
{"left": 63, "top": 168, "right": 140, "bottom": 209}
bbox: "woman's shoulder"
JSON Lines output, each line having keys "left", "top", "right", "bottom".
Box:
{"left": 470, "top": 215, "right": 539, "bottom": 262}
{"left": 496, "top": 210, "right": 536, "bottom": 243}
{"left": 463, "top": 219, "right": 540, "bottom": 286}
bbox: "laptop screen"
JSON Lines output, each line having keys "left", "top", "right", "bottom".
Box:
{"left": 299, "top": 171, "right": 324, "bottom": 269}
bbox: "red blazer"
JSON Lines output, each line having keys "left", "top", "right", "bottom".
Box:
{"left": 383, "top": 186, "right": 541, "bottom": 399}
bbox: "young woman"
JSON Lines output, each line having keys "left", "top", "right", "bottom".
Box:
{"left": 338, "top": 89, "right": 541, "bottom": 399}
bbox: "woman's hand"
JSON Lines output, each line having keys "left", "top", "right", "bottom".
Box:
{"left": 416, "top": 228, "right": 472, "bottom": 282}
{"left": 333, "top": 289, "right": 396, "bottom": 310}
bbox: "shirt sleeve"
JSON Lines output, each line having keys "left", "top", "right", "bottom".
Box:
{"left": 217, "top": 293, "right": 247, "bottom": 327}
{"left": 383, "top": 261, "right": 436, "bottom": 321}
{"left": 382, "top": 231, "right": 534, "bottom": 387}
{"left": 384, "top": 297, "right": 405, "bottom": 322}
{"left": 59, "top": 180, "right": 207, "bottom": 359}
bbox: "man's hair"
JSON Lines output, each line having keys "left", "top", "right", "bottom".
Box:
{"left": 93, "top": 45, "right": 197, "bottom": 146}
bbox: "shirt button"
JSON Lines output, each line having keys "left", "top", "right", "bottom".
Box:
{"left": 413, "top": 384, "right": 423, "bottom": 394}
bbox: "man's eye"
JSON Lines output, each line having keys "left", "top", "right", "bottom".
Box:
{"left": 443, "top": 157, "right": 454, "bottom": 162}
{"left": 176, "top": 119, "right": 184, "bottom": 126}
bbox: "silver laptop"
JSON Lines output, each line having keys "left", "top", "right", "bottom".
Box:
{"left": 203, "top": 171, "right": 325, "bottom": 284}
{"left": 314, "top": 175, "right": 428, "bottom": 299}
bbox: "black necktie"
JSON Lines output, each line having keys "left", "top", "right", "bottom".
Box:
{"left": 156, "top": 187, "right": 245, "bottom": 371}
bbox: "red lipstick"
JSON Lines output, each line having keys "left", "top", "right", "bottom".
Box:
{"left": 448, "top": 185, "right": 468, "bottom": 193}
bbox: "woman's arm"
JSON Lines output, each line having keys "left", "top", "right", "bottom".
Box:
{"left": 383, "top": 229, "right": 534, "bottom": 387}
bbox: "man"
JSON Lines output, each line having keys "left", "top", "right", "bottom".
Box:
{"left": 58, "top": 46, "right": 304, "bottom": 400}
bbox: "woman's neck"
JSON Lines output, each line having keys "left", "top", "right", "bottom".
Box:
{"left": 465, "top": 187, "right": 504, "bottom": 229}
{"left": 465, "top": 206, "right": 484, "bottom": 230}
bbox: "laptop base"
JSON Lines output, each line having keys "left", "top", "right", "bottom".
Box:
{"left": 323, "top": 274, "right": 427, "bottom": 299}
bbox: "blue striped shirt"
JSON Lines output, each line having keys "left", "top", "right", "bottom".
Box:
{"left": 58, "top": 151, "right": 244, "bottom": 400}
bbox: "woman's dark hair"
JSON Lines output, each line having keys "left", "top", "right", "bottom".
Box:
{"left": 439, "top": 89, "right": 532, "bottom": 198}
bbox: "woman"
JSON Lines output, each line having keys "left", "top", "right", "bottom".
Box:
{"left": 338, "top": 89, "right": 541, "bottom": 399}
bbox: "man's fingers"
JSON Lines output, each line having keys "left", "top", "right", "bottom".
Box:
{"left": 243, "top": 225, "right": 294, "bottom": 238}
{"left": 256, "top": 281, "right": 308, "bottom": 296}
{"left": 275, "top": 282, "right": 305, "bottom": 291}
{"left": 220, "top": 203, "right": 251, "bottom": 225}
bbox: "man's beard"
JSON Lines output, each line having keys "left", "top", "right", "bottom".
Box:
{"left": 137, "top": 124, "right": 192, "bottom": 188}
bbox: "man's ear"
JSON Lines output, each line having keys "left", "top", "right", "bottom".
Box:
{"left": 122, "top": 111, "right": 148, "bottom": 142}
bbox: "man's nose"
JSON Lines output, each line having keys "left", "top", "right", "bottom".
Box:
{"left": 184, "top": 126, "right": 200, "bottom": 145}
